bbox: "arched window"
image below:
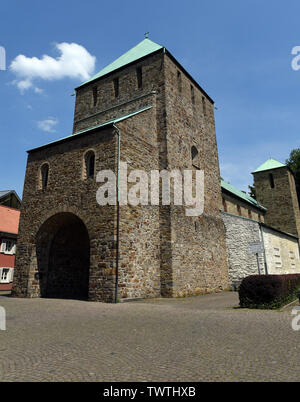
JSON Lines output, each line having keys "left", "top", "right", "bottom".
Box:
{"left": 84, "top": 151, "right": 95, "bottom": 179}
{"left": 269, "top": 173, "right": 275, "bottom": 189}
{"left": 41, "top": 163, "right": 49, "bottom": 189}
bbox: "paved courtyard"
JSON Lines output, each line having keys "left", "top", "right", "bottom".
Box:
{"left": 0, "top": 291, "right": 300, "bottom": 382}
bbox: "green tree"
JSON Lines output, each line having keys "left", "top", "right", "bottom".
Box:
{"left": 248, "top": 184, "right": 256, "bottom": 200}
{"left": 286, "top": 148, "right": 300, "bottom": 205}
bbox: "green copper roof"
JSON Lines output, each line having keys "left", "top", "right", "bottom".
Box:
{"left": 221, "top": 179, "right": 266, "bottom": 211}
{"left": 252, "top": 158, "right": 286, "bottom": 174}
{"left": 78, "top": 39, "right": 164, "bottom": 88}
{"left": 27, "top": 106, "right": 153, "bottom": 153}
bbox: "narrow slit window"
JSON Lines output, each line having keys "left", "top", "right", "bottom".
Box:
{"left": 137, "top": 67, "right": 143, "bottom": 89}
{"left": 202, "top": 96, "right": 206, "bottom": 115}
{"left": 191, "top": 145, "right": 198, "bottom": 160}
{"left": 269, "top": 173, "right": 275, "bottom": 189}
{"left": 191, "top": 85, "right": 195, "bottom": 105}
{"left": 85, "top": 151, "right": 95, "bottom": 179}
{"left": 237, "top": 205, "right": 241, "bottom": 216}
{"left": 222, "top": 198, "right": 227, "bottom": 212}
{"left": 191, "top": 146, "right": 199, "bottom": 169}
{"left": 41, "top": 164, "right": 49, "bottom": 189}
{"left": 177, "top": 71, "right": 182, "bottom": 93}
{"left": 92, "top": 86, "right": 98, "bottom": 107}
{"left": 113, "top": 78, "right": 119, "bottom": 98}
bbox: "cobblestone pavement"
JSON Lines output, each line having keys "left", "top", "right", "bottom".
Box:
{"left": 0, "top": 291, "right": 300, "bottom": 382}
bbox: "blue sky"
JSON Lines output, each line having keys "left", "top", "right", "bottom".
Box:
{"left": 1, "top": 0, "right": 300, "bottom": 198}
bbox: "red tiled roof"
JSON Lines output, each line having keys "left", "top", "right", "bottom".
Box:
{"left": 0, "top": 205, "right": 20, "bottom": 234}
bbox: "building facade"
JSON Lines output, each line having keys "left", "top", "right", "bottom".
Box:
{"left": 221, "top": 161, "right": 300, "bottom": 288}
{"left": 0, "top": 205, "right": 20, "bottom": 291}
{"left": 222, "top": 211, "right": 300, "bottom": 289}
{"left": 12, "top": 38, "right": 229, "bottom": 302}
{"left": 0, "top": 190, "right": 21, "bottom": 209}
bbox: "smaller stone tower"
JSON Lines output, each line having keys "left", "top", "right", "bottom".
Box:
{"left": 252, "top": 158, "right": 300, "bottom": 238}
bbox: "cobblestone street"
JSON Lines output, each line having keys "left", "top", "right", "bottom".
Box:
{"left": 0, "top": 291, "right": 300, "bottom": 382}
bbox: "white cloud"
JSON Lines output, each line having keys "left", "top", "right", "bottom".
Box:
{"left": 10, "top": 42, "right": 96, "bottom": 93}
{"left": 15, "top": 79, "right": 32, "bottom": 93}
{"left": 34, "top": 87, "right": 43, "bottom": 94}
{"left": 37, "top": 118, "right": 58, "bottom": 133}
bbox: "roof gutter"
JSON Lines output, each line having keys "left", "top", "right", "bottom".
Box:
{"left": 0, "top": 231, "right": 18, "bottom": 238}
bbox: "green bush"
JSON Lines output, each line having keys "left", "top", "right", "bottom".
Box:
{"left": 239, "top": 274, "right": 300, "bottom": 309}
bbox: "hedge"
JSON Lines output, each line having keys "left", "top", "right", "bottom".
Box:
{"left": 238, "top": 274, "right": 300, "bottom": 309}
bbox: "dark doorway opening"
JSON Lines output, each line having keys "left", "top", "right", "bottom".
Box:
{"left": 36, "top": 213, "right": 90, "bottom": 300}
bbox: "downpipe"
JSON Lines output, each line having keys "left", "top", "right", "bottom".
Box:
{"left": 113, "top": 124, "right": 120, "bottom": 304}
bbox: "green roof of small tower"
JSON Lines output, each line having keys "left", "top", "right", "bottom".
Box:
{"left": 77, "top": 38, "right": 164, "bottom": 89}
{"left": 252, "top": 158, "right": 286, "bottom": 174}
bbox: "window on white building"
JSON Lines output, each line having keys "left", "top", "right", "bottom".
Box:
{"left": 0, "top": 239, "right": 16, "bottom": 255}
{"left": 274, "top": 247, "right": 282, "bottom": 268}
{"left": 0, "top": 268, "right": 11, "bottom": 283}
{"left": 289, "top": 251, "right": 296, "bottom": 269}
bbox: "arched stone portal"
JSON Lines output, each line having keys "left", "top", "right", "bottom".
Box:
{"left": 36, "top": 213, "right": 90, "bottom": 300}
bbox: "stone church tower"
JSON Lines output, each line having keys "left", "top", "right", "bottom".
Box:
{"left": 253, "top": 158, "right": 300, "bottom": 239}
{"left": 12, "top": 38, "right": 229, "bottom": 302}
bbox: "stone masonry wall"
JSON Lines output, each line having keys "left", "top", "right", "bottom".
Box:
{"left": 222, "top": 212, "right": 265, "bottom": 289}
{"left": 73, "top": 52, "right": 164, "bottom": 134}
{"left": 115, "top": 109, "right": 161, "bottom": 300}
{"left": 163, "top": 53, "right": 229, "bottom": 295}
{"left": 221, "top": 192, "right": 265, "bottom": 222}
{"left": 12, "top": 127, "right": 118, "bottom": 302}
{"left": 222, "top": 211, "right": 300, "bottom": 289}
{"left": 288, "top": 169, "right": 300, "bottom": 239}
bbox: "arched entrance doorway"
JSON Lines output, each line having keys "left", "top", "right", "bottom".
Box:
{"left": 36, "top": 213, "right": 90, "bottom": 300}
